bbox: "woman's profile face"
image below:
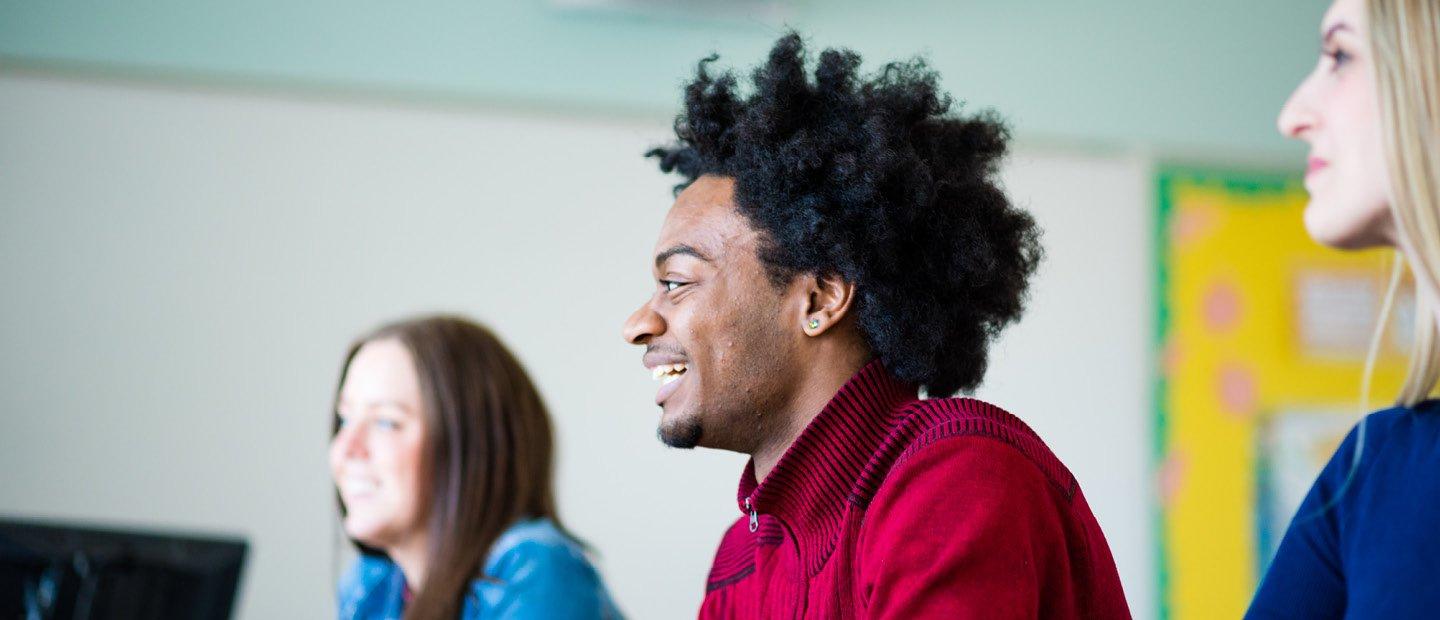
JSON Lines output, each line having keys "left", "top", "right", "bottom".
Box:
{"left": 1278, "top": 0, "right": 1395, "bottom": 249}
{"left": 330, "top": 338, "right": 429, "bottom": 552}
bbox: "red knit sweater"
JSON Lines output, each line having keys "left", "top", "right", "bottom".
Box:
{"left": 698, "top": 360, "right": 1130, "bottom": 619}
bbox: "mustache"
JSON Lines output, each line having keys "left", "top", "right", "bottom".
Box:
{"left": 646, "top": 344, "right": 687, "bottom": 357}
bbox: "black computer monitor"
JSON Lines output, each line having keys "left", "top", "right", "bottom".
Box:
{"left": 0, "top": 517, "right": 247, "bottom": 620}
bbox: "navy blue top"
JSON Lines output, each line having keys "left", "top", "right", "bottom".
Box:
{"left": 1248, "top": 402, "right": 1440, "bottom": 619}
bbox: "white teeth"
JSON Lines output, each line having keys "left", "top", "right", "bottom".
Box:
{"left": 651, "top": 363, "right": 689, "bottom": 381}
{"left": 345, "top": 478, "right": 377, "bottom": 493}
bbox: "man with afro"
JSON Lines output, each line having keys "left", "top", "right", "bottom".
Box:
{"left": 623, "top": 33, "right": 1129, "bottom": 618}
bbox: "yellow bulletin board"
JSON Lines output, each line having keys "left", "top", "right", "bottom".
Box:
{"left": 1154, "top": 168, "right": 1409, "bottom": 619}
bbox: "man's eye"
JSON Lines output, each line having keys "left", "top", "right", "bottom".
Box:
{"left": 661, "top": 280, "right": 687, "bottom": 293}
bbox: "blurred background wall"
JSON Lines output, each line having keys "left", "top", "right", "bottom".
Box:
{"left": 0, "top": 1, "right": 1325, "bottom": 618}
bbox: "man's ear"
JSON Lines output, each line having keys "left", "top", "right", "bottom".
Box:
{"left": 799, "top": 272, "right": 857, "bottom": 336}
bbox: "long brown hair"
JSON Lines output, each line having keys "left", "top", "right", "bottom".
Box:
{"left": 333, "top": 315, "right": 566, "bottom": 619}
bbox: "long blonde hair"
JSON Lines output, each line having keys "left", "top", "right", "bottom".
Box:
{"left": 1368, "top": 0, "right": 1440, "bottom": 407}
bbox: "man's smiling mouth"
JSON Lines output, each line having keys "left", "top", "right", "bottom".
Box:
{"left": 652, "top": 363, "right": 689, "bottom": 385}
{"left": 652, "top": 362, "right": 689, "bottom": 406}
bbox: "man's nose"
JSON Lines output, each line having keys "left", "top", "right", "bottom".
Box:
{"left": 623, "top": 301, "right": 665, "bottom": 345}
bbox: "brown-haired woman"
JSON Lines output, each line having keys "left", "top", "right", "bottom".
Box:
{"left": 330, "top": 315, "right": 621, "bottom": 619}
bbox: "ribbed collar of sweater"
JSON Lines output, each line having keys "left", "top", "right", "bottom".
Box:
{"left": 735, "top": 358, "right": 919, "bottom": 574}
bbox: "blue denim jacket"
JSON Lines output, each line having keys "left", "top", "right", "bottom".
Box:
{"left": 337, "top": 518, "right": 622, "bottom": 619}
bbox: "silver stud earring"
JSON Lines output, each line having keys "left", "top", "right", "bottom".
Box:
{"left": 808, "top": 318, "right": 820, "bottom": 330}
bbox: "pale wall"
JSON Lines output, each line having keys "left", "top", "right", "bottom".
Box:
{"left": 0, "top": 71, "right": 1153, "bottom": 618}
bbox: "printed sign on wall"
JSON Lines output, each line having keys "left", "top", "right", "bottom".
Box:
{"left": 1154, "top": 167, "right": 1407, "bottom": 619}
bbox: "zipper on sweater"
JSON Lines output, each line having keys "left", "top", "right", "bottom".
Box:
{"left": 745, "top": 498, "right": 758, "bottom": 533}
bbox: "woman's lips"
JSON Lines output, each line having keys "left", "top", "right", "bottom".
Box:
{"left": 340, "top": 476, "right": 378, "bottom": 502}
{"left": 1307, "top": 157, "right": 1329, "bottom": 175}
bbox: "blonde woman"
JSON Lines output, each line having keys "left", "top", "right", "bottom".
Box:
{"left": 1249, "top": 0, "right": 1440, "bottom": 617}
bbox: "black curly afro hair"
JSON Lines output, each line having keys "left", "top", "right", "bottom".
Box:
{"left": 647, "top": 32, "right": 1042, "bottom": 397}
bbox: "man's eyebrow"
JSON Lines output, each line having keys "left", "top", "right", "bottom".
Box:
{"left": 654, "top": 244, "right": 712, "bottom": 268}
{"left": 1322, "top": 21, "right": 1352, "bottom": 44}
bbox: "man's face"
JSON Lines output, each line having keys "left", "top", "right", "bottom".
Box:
{"left": 622, "top": 175, "right": 801, "bottom": 452}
